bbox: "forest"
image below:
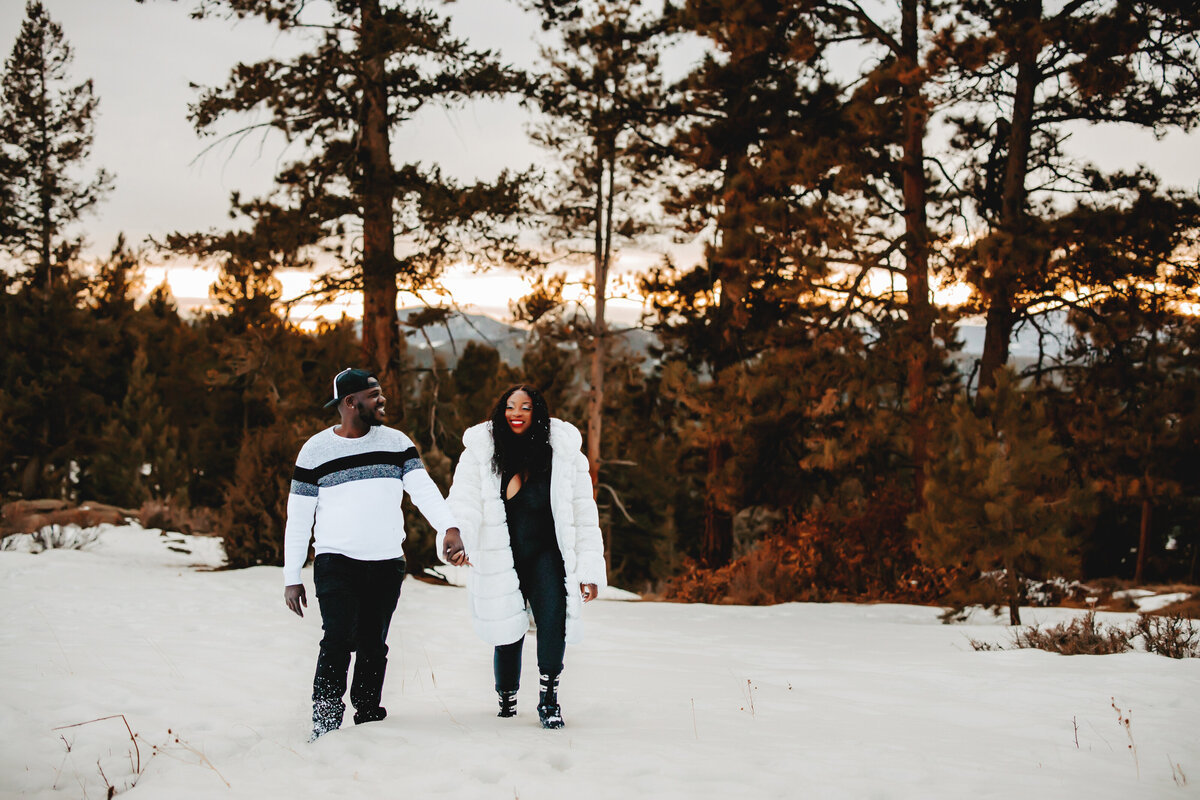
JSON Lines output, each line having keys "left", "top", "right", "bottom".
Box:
{"left": 1, "top": 0, "right": 1198, "bottom": 624}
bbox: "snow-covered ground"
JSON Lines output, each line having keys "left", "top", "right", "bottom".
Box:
{"left": 1, "top": 525, "right": 1196, "bottom": 799}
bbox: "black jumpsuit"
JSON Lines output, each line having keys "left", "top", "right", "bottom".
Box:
{"left": 493, "top": 465, "right": 567, "bottom": 691}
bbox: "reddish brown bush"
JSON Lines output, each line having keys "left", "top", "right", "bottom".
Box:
{"left": 664, "top": 488, "right": 962, "bottom": 605}
{"left": 1, "top": 499, "right": 135, "bottom": 536}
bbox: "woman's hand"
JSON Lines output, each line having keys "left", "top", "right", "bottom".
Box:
{"left": 580, "top": 583, "right": 598, "bottom": 602}
{"left": 443, "top": 528, "right": 471, "bottom": 566}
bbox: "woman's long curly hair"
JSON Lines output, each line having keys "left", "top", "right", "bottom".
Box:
{"left": 489, "top": 384, "right": 552, "bottom": 478}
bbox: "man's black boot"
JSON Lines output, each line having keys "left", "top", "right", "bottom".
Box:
{"left": 310, "top": 698, "right": 345, "bottom": 742}
{"left": 353, "top": 706, "right": 387, "bottom": 725}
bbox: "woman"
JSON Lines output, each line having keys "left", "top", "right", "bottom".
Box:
{"left": 438, "top": 385, "right": 607, "bottom": 729}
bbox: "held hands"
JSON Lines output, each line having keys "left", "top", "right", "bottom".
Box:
{"left": 284, "top": 584, "right": 307, "bottom": 617}
{"left": 580, "top": 583, "right": 598, "bottom": 602}
{"left": 443, "top": 527, "right": 471, "bottom": 567}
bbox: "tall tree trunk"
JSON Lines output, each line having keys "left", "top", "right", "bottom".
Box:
{"left": 37, "top": 57, "right": 53, "bottom": 288}
{"left": 978, "top": 301, "right": 1015, "bottom": 393}
{"left": 357, "top": 0, "right": 402, "bottom": 402}
{"left": 702, "top": 438, "right": 732, "bottom": 567}
{"left": 587, "top": 146, "right": 613, "bottom": 493}
{"left": 1135, "top": 494, "right": 1152, "bottom": 584}
{"left": 900, "top": 0, "right": 932, "bottom": 506}
{"left": 699, "top": 147, "right": 750, "bottom": 569}
{"left": 978, "top": 0, "right": 1040, "bottom": 396}
{"left": 588, "top": 147, "right": 613, "bottom": 565}
{"left": 1134, "top": 309, "right": 1160, "bottom": 585}
{"left": 1005, "top": 555, "right": 1022, "bottom": 625}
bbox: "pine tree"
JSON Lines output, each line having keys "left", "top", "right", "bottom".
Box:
{"left": 0, "top": 271, "right": 112, "bottom": 500}
{"left": 449, "top": 340, "right": 520, "bottom": 432}
{"left": 0, "top": 0, "right": 113, "bottom": 287}
{"left": 943, "top": 0, "right": 1200, "bottom": 395}
{"left": 525, "top": 0, "right": 671, "bottom": 491}
{"left": 87, "top": 347, "right": 188, "bottom": 508}
{"left": 218, "top": 420, "right": 309, "bottom": 569}
{"left": 585, "top": 339, "right": 678, "bottom": 588}
{"left": 642, "top": 0, "right": 841, "bottom": 566}
{"left": 144, "top": 0, "right": 529, "bottom": 404}
{"left": 1061, "top": 241, "right": 1200, "bottom": 582}
{"left": 814, "top": 0, "right": 960, "bottom": 511}
{"left": 913, "top": 370, "right": 1091, "bottom": 624}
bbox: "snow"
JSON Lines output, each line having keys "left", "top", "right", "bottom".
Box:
{"left": 2, "top": 525, "right": 1197, "bottom": 799}
{"left": 1136, "top": 593, "right": 1192, "bottom": 613}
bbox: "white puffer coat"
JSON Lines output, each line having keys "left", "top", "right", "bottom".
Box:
{"left": 439, "top": 419, "right": 608, "bottom": 646}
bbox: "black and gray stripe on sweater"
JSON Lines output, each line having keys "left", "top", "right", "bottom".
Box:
{"left": 290, "top": 447, "right": 424, "bottom": 496}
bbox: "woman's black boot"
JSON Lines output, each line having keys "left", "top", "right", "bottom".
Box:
{"left": 537, "top": 673, "right": 564, "bottom": 729}
{"left": 497, "top": 689, "right": 518, "bottom": 718}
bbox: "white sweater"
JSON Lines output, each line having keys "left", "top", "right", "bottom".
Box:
{"left": 283, "top": 425, "right": 458, "bottom": 585}
{"left": 441, "top": 419, "right": 607, "bottom": 646}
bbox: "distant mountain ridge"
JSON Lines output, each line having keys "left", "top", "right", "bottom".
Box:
{"left": 392, "top": 307, "right": 1069, "bottom": 372}
{"left": 396, "top": 307, "right": 660, "bottom": 370}
{"left": 399, "top": 307, "right": 527, "bottom": 367}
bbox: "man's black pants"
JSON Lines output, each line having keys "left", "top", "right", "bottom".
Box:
{"left": 312, "top": 553, "right": 406, "bottom": 727}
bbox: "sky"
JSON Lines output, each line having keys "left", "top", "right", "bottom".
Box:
{"left": 1, "top": 0, "right": 1198, "bottom": 325}
{"left": 3, "top": 522, "right": 1197, "bottom": 799}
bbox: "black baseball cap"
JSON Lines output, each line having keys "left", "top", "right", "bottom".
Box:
{"left": 324, "top": 368, "right": 379, "bottom": 408}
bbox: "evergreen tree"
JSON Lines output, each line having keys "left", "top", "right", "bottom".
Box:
{"left": 586, "top": 339, "right": 678, "bottom": 588}
{"left": 0, "top": 0, "right": 113, "bottom": 287}
{"left": 1060, "top": 230, "right": 1200, "bottom": 582}
{"left": 813, "top": 0, "right": 961, "bottom": 510}
{"left": 450, "top": 340, "right": 520, "bottom": 431}
{"left": 145, "top": 0, "right": 530, "bottom": 404}
{"left": 643, "top": 0, "right": 841, "bottom": 566}
{"left": 0, "top": 273, "right": 110, "bottom": 499}
{"left": 913, "top": 370, "right": 1091, "bottom": 624}
{"left": 219, "top": 420, "right": 310, "bottom": 569}
{"left": 525, "top": 0, "right": 671, "bottom": 490}
{"left": 943, "top": 0, "right": 1200, "bottom": 395}
{"left": 88, "top": 234, "right": 143, "bottom": 319}
{"left": 87, "top": 347, "right": 188, "bottom": 508}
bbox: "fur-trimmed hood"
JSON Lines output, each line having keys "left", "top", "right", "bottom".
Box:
{"left": 461, "top": 417, "right": 583, "bottom": 460}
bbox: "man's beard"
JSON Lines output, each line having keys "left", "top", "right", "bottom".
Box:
{"left": 357, "top": 404, "right": 383, "bottom": 427}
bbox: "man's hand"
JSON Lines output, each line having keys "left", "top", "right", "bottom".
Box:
{"left": 285, "top": 584, "right": 307, "bottom": 617}
{"left": 442, "top": 528, "right": 471, "bottom": 566}
{"left": 580, "top": 583, "right": 598, "bottom": 602}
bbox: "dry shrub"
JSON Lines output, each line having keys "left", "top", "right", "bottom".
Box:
{"left": 975, "top": 611, "right": 1199, "bottom": 658}
{"left": 1011, "top": 611, "right": 1132, "bottom": 655}
{"left": 1135, "top": 614, "right": 1200, "bottom": 659}
{"left": 1, "top": 499, "right": 133, "bottom": 536}
{"left": 138, "top": 499, "right": 215, "bottom": 535}
{"left": 665, "top": 489, "right": 963, "bottom": 605}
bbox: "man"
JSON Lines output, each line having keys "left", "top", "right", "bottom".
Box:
{"left": 283, "top": 368, "right": 468, "bottom": 741}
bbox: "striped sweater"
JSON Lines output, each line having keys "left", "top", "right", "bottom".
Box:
{"left": 283, "top": 425, "right": 458, "bottom": 585}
